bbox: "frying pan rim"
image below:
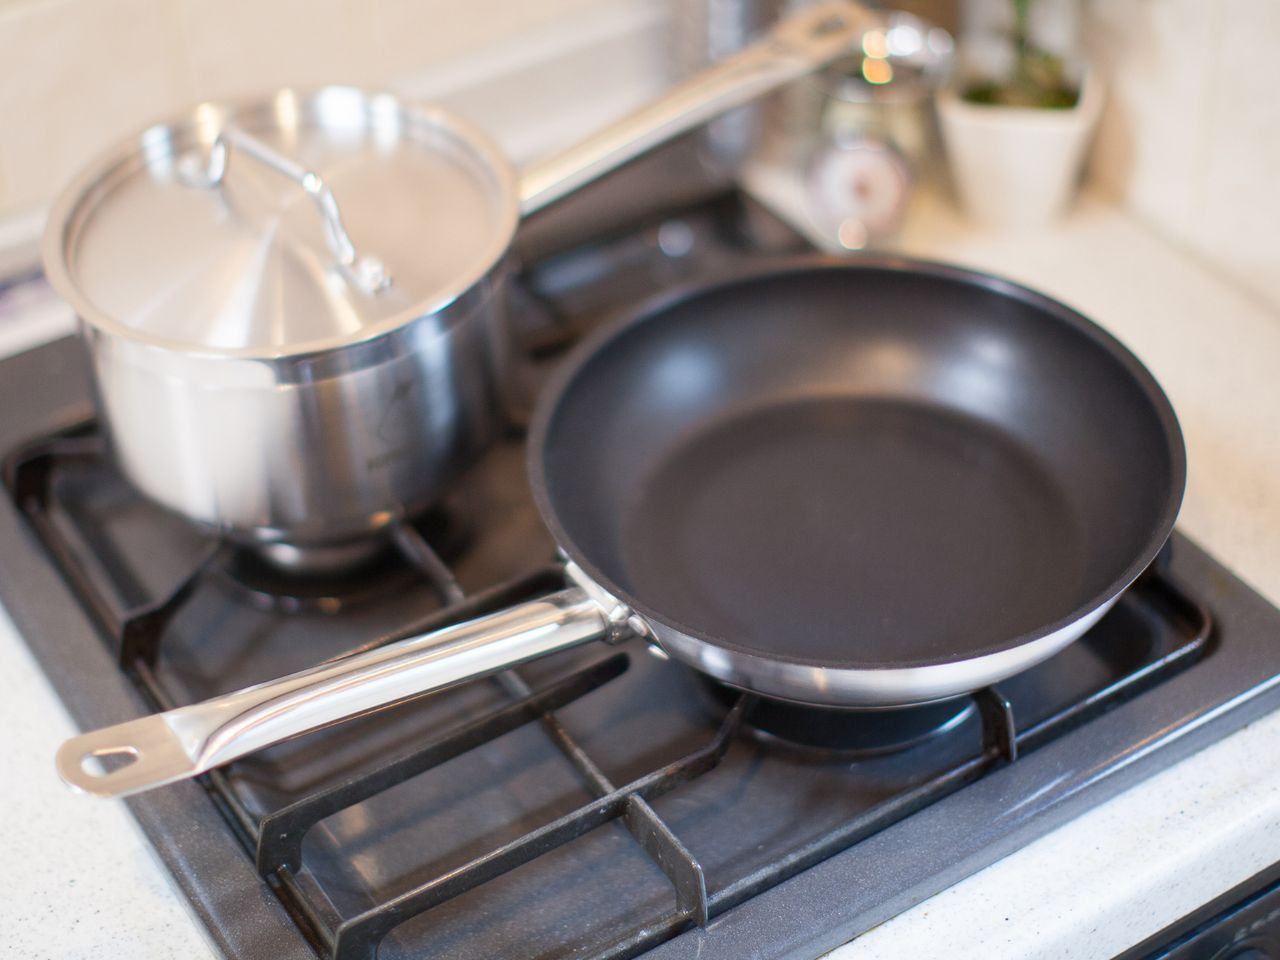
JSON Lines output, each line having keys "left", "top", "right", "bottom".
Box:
{"left": 527, "top": 254, "right": 1186, "bottom": 672}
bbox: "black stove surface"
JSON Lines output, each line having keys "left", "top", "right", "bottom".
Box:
{"left": 4, "top": 187, "right": 1280, "bottom": 960}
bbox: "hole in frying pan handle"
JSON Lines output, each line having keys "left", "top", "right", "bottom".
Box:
{"left": 80, "top": 745, "right": 140, "bottom": 775}
{"left": 55, "top": 714, "right": 193, "bottom": 799}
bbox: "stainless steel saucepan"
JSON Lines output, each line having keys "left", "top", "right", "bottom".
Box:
{"left": 41, "top": 3, "right": 873, "bottom": 570}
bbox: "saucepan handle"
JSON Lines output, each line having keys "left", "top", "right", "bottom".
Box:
{"left": 516, "top": 0, "right": 874, "bottom": 215}
{"left": 56, "top": 587, "right": 607, "bottom": 798}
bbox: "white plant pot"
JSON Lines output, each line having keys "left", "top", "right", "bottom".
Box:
{"left": 936, "top": 69, "right": 1104, "bottom": 228}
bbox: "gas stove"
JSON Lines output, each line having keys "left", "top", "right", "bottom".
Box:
{"left": 3, "top": 171, "right": 1280, "bottom": 960}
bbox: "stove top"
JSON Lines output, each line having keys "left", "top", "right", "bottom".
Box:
{"left": 3, "top": 183, "right": 1280, "bottom": 960}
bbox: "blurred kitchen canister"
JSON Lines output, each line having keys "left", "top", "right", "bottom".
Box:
{"left": 798, "top": 10, "right": 954, "bottom": 248}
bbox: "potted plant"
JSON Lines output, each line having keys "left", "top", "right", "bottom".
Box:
{"left": 935, "top": 0, "right": 1102, "bottom": 227}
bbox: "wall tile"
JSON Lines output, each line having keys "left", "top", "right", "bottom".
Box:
{"left": 9, "top": 0, "right": 1271, "bottom": 315}
{"left": 0, "top": 0, "right": 191, "bottom": 218}
{"left": 173, "top": 0, "right": 371, "bottom": 99}
{"left": 1086, "top": 0, "right": 1220, "bottom": 240}
{"left": 1087, "top": 0, "right": 1280, "bottom": 312}
{"left": 0, "top": 0, "right": 650, "bottom": 223}
{"left": 357, "top": 0, "right": 606, "bottom": 85}
{"left": 1190, "top": 0, "right": 1280, "bottom": 310}
{"left": 389, "top": 0, "right": 668, "bottom": 160}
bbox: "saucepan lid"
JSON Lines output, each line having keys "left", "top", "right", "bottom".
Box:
{"left": 43, "top": 86, "right": 519, "bottom": 359}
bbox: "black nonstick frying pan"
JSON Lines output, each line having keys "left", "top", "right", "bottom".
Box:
{"left": 59, "top": 257, "right": 1185, "bottom": 798}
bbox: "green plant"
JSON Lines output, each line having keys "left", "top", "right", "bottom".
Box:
{"left": 962, "top": 0, "right": 1079, "bottom": 109}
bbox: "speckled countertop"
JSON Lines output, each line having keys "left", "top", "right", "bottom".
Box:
{"left": 2, "top": 177, "right": 1278, "bottom": 958}
{"left": 0, "top": 600, "right": 217, "bottom": 960}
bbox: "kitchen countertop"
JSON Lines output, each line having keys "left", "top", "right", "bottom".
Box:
{"left": 3, "top": 180, "right": 1279, "bottom": 958}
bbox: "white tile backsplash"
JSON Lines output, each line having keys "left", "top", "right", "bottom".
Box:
{"left": 363, "top": 0, "right": 607, "bottom": 85}
{"left": 0, "top": 0, "right": 654, "bottom": 224}
{"left": 1189, "top": 0, "right": 1280, "bottom": 312}
{"left": 1087, "top": 0, "right": 1280, "bottom": 312}
{"left": 173, "top": 0, "right": 366, "bottom": 99}
{"left": 3, "top": 0, "right": 1277, "bottom": 313}
{"left": 1086, "top": 0, "right": 1215, "bottom": 237}
{"left": 0, "top": 0, "right": 190, "bottom": 218}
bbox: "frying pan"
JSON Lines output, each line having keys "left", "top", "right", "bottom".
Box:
{"left": 57, "top": 258, "right": 1185, "bottom": 798}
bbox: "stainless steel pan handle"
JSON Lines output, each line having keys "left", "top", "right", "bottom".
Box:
{"left": 57, "top": 588, "right": 608, "bottom": 798}
{"left": 516, "top": 1, "right": 873, "bottom": 215}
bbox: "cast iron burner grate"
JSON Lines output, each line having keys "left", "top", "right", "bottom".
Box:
{"left": 7, "top": 187, "right": 1266, "bottom": 960}
{"left": 5, "top": 423, "right": 1212, "bottom": 960}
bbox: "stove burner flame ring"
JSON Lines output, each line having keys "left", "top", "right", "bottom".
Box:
{"left": 701, "top": 676, "right": 975, "bottom": 757}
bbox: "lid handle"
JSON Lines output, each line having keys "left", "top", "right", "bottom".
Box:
{"left": 179, "top": 129, "right": 393, "bottom": 296}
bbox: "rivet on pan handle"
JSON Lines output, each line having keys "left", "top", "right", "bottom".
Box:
{"left": 178, "top": 127, "right": 393, "bottom": 296}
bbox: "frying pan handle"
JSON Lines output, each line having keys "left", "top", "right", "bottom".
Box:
{"left": 55, "top": 588, "right": 607, "bottom": 799}
{"left": 516, "top": 1, "right": 875, "bottom": 215}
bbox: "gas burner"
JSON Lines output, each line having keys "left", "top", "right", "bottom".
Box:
{"left": 221, "top": 501, "right": 474, "bottom": 613}
{"left": 701, "top": 676, "right": 974, "bottom": 756}
{"left": 220, "top": 543, "right": 409, "bottom": 614}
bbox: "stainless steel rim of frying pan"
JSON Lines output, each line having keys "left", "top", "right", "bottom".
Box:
{"left": 56, "top": 259, "right": 1185, "bottom": 800}
{"left": 528, "top": 256, "right": 1185, "bottom": 703}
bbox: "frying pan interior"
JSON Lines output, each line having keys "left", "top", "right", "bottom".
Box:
{"left": 532, "top": 261, "right": 1183, "bottom": 670}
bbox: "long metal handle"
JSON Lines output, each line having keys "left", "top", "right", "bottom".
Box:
{"left": 180, "top": 128, "right": 392, "bottom": 295}
{"left": 517, "top": 1, "right": 873, "bottom": 215}
{"left": 56, "top": 588, "right": 607, "bottom": 798}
